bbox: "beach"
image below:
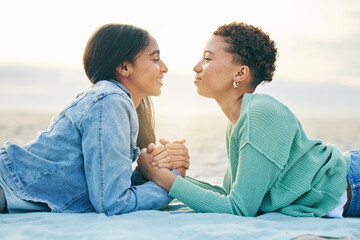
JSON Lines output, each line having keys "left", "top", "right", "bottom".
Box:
{"left": 1, "top": 110, "right": 359, "bottom": 185}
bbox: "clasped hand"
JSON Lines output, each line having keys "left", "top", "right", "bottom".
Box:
{"left": 137, "top": 138, "right": 189, "bottom": 181}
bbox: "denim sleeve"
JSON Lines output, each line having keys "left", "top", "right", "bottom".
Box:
{"left": 131, "top": 169, "right": 147, "bottom": 186}
{"left": 81, "top": 94, "right": 172, "bottom": 216}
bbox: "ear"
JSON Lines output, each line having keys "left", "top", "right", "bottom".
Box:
{"left": 116, "top": 62, "right": 134, "bottom": 78}
{"left": 235, "top": 66, "right": 250, "bottom": 82}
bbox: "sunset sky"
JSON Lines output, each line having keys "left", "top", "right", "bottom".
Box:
{"left": 0, "top": 0, "right": 359, "bottom": 116}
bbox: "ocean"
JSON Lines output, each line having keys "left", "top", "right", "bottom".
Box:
{"left": 0, "top": 109, "right": 359, "bottom": 185}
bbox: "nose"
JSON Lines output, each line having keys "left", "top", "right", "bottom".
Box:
{"left": 160, "top": 60, "right": 168, "bottom": 73}
{"left": 193, "top": 61, "right": 202, "bottom": 73}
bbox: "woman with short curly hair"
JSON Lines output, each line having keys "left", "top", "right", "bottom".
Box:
{"left": 137, "top": 22, "right": 359, "bottom": 218}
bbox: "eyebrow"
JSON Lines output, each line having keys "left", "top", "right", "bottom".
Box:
{"left": 204, "top": 50, "right": 214, "bottom": 54}
{"left": 149, "top": 49, "right": 160, "bottom": 56}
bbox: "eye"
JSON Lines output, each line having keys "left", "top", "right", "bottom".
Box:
{"left": 204, "top": 57, "right": 211, "bottom": 62}
{"left": 153, "top": 58, "right": 160, "bottom": 63}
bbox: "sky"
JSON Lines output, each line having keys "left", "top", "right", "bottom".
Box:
{"left": 0, "top": 0, "right": 359, "bottom": 116}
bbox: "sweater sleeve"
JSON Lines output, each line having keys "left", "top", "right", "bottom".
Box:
{"left": 169, "top": 143, "right": 281, "bottom": 216}
{"left": 184, "top": 176, "right": 227, "bottom": 196}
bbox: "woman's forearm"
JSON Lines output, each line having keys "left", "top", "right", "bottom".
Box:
{"left": 137, "top": 149, "right": 179, "bottom": 192}
{"left": 154, "top": 169, "right": 177, "bottom": 192}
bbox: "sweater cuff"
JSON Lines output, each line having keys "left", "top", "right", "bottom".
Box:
{"left": 169, "top": 176, "right": 189, "bottom": 198}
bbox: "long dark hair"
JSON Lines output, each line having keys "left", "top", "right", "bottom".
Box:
{"left": 83, "top": 23, "right": 156, "bottom": 149}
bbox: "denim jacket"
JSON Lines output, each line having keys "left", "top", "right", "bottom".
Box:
{"left": 0, "top": 80, "right": 173, "bottom": 215}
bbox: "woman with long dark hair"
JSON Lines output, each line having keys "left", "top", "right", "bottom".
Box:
{"left": 0, "top": 24, "right": 189, "bottom": 215}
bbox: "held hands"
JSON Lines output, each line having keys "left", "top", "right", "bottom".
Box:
{"left": 137, "top": 138, "right": 190, "bottom": 178}
{"left": 136, "top": 139, "right": 189, "bottom": 190}
{"left": 136, "top": 148, "right": 166, "bottom": 183}
{"left": 136, "top": 148, "right": 176, "bottom": 192}
{"left": 149, "top": 138, "right": 190, "bottom": 170}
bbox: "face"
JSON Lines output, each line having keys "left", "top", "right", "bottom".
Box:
{"left": 193, "top": 35, "right": 239, "bottom": 99}
{"left": 126, "top": 35, "right": 168, "bottom": 100}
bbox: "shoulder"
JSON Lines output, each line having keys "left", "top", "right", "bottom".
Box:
{"left": 238, "top": 93, "right": 301, "bottom": 168}
{"left": 244, "top": 94, "right": 298, "bottom": 130}
{"left": 89, "top": 80, "right": 133, "bottom": 104}
{"left": 76, "top": 80, "right": 134, "bottom": 113}
{"left": 248, "top": 94, "right": 292, "bottom": 117}
{"left": 87, "top": 82, "right": 135, "bottom": 113}
{"left": 75, "top": 81, "right": 136, "bottom": 125}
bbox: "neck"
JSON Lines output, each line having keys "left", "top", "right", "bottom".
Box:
{"left": 215, "top": 87, "right": 254, "bottom": 126}
{"left": 114, "top": 78, "right": 143, "bottom": 108}
{"left": 215, "top": 94, "right": 243, "bottom": 127}
{"left": 132, "top": 95, "right": 142, "bottom": 108}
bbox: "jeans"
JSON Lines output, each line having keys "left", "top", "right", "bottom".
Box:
{"left": 344, "top": 149, "right": 360, "bottom": 217}
{"left": 0, "top": 175, "right": 49, "bottom": 213}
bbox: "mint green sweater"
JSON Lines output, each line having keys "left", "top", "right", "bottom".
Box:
{"left": 169, "top": 93, "right": 351, "bottom": 217}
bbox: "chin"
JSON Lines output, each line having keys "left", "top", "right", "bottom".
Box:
{"left": 152, "top": 89, "right": 162, "bottom": 96}
{"left": 196, "top": 88, "right": 211, "bottom": 98}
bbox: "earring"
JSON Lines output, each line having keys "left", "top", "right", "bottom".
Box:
{"left": 126, "top": 73, "right": 129, "bottom": 77}
{"left": 233, "top": 79, "right": 239, "bottom": 89}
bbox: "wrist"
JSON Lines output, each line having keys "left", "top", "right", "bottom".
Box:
{"left": 176, "top": 167, "right": 186, "bottom": 178}
{"left": 154, "top": 169, "right": 177, "bottom": 192}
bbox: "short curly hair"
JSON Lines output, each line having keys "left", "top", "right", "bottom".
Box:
{"left": 214, "top": 22, "right": 278, "bottom": 87}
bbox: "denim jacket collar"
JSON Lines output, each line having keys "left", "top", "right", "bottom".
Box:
{"left": 107, "top": 79, "right": 133, "bottom": 100}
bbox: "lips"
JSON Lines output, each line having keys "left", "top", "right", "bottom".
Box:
{"left": 156, "top": 76, "right": 163, "bottom": 85}
{"left": 194, "top": 76, "right": 202, "bottom": 84}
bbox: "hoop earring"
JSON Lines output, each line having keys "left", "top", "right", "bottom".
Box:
{"left": 233, "top": 79, "right": 239, "bottom": 89}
